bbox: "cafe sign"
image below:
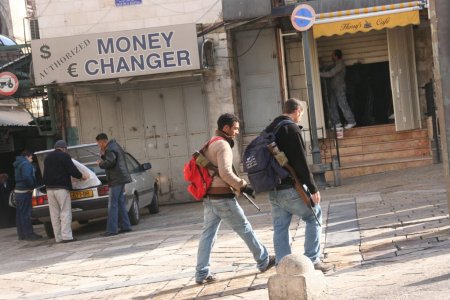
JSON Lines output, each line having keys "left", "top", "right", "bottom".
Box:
{"left": 313, "top": 10, "right": 420, "bottom": 39}
{"left": 31, "top": 23, "right": 200, "bottom": 86}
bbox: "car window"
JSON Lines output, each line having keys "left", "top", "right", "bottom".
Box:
{"left": 69, "top": 146, "right": 105, "bottom": 175}
{"left": 125, "top": 153, "right": 141, "bottom": 173}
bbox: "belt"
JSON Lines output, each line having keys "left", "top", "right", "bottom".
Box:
{"left": 207, "top": 193, "right": 235, "bottom": 199}
{"left": 273, "top": 184, "right": 294, "bottom": 191}
{"left": 208, "top": 186, "right": 233, "bottom": 194}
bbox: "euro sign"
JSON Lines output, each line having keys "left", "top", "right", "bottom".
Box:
{"left": 67, "top": 63, "right": 78, "bottom": 77}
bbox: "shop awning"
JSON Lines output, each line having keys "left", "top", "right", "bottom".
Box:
{"left": 313, "top": 1, "right": 422, "bottom": 38}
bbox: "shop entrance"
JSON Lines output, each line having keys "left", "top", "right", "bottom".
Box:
{"left": 346, "top": 61, "right": 393, "bottom": 127}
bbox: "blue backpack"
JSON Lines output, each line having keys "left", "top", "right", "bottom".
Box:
{"left": 243, "top": 120, "right": 294, "bottom": 193}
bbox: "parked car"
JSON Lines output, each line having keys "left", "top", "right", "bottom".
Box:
{"left": 31, "top": 143, "right": 159, "bottom": 238}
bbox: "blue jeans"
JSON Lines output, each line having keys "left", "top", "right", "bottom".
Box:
{"left": 106, "top": 184, "right": 131, "bottom": 234}
{"left": 269, "top": 187, "right": 322, "bottom": 264}
{"left": 15, "top": 192, "right": 34, "bottom": 239}
{"left": 195, "top": 197, "right": 269, "bottom": 282}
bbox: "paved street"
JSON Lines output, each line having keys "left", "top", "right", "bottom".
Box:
{"left": 1, "top": 164, "right": 450, "bottom": 299}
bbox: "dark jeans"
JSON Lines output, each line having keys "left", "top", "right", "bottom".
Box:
{"left": 15, "top": 192, "right": 34, "bottom": 239}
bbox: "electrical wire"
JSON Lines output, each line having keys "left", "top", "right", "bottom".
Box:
{"left": 216, "top": 26, "right": 266, "bottom": 59}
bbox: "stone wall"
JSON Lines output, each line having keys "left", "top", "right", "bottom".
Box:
{"left": 35, "top": 0, "right": 223, "bottom": 38}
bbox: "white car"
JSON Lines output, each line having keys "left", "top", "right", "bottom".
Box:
{"left": 32, "top": 143, "right": 159, "bottom": 238}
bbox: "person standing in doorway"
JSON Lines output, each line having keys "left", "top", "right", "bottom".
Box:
{"left": 320, "top": 49, "right": 356, "bottom": 129}
{"left": 265, "top": 99, "right": 334, "bottom": 273}
{"left": 13, "top": 150, "right": 42, "bottom": 240}
{"left": 44, "top": 140, "right": 85, "bottom": 243}
{"left": 95, "top": 133, "right": 133, "bottom": 237}
{"left": 195, "top": 113, "right": 275, "bottom": 284}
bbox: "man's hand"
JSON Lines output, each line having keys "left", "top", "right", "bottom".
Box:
{"left": 241, "top": 184, "right": 255, "bottom": 198}
{"left": 81, "top": 174, "right": 88, "bottom": 181}
{"left": 96, "top": 160, "right": 102, "bottom": 166}
{"left": 311, "top": 191, "right": 321, "bottom": 204}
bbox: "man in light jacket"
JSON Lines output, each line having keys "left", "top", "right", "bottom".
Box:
{"left": 195, "top": 113, "right": 275, "bottom": 284}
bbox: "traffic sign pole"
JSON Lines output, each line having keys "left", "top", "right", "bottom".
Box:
{"left": 291, "top": 4, "right": 328, "bottom": 187}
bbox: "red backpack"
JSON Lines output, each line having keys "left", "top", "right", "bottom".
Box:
{"left": 183, "top": 137, "right": 223, "bottom": 200}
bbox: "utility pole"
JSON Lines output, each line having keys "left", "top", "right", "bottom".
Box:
{"left": 430, "top": 0, "right": 450, "bottom": 209}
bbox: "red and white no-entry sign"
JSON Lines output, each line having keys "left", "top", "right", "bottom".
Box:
{"left": 0, "top": 72, "right": 19, "bottom": 96}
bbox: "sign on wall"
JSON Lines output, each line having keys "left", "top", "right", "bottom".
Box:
{"left": 115, "top": 0, "right": 142, "bottom": 6}
{"left": 31, "top": 23, "right": 200, "bottom": 86}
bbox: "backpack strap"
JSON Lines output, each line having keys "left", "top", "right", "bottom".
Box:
{"left": 273, "top": 119, "right": 295, "bottom": 135}
{"left": 201, "top": 136, "right": 224, "bottom": 152}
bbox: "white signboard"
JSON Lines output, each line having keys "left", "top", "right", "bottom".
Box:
{"left": 31, "top": 24, "right": 200, "bottom": 86}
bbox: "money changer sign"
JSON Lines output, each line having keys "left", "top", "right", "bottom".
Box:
{"left": 31, "top": 24, "right": 200, "bottom": 85}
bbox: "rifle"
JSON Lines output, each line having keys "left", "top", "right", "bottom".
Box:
{"left": 267, "top": 142, "right": 321, "bottom": 226}
{"left": 195, "top": 151, "right": 261, "bottom": 211}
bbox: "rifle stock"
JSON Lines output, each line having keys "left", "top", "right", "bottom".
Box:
{"left": 267, "top": 143, "right": 321, "bottom": 226}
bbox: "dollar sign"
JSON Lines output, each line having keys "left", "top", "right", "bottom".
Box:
{"left": 40, "top": 45, "right": 51, "bottom": 59}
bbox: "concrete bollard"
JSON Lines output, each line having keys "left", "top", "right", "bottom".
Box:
{"left": 268, "top": 254, "right": 328, "bottom": 300}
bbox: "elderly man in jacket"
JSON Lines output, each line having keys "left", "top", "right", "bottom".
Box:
{"left": 195, "top": 113, "right": 275, "bottom": 284}
{"left": 44, "top": 140, "right": 85, "bottom": 243}
{"left": 96, "top": 133, "right": 133, "bottom": 237}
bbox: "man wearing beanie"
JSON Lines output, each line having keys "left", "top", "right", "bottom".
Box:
{"left": 43, "top": 140, "right": 86, "bottom": 243}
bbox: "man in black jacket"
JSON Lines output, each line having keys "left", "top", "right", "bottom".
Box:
{"left": 265, "top": 98, "right": 334, "bottom": 273}
{"left": 96, "top": 133, "right": 132, "bottom": 236}
{"left": 44, "top": 140, "right": 86, "bottom": 243}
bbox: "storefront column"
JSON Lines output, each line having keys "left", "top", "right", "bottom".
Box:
{"left": 430, "top": 0, "right": 450, "bottom": 208}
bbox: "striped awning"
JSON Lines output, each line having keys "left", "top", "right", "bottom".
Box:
{"left": 312, "top": 1, "right": 423, "bottom": 38}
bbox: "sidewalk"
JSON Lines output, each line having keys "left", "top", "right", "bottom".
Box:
{"left": 0, "top": 164, "right": 449, "bottom": 299}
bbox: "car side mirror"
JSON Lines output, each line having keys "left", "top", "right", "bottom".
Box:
{"left": 141, "top": 163, "right": 152, "bottom": 170}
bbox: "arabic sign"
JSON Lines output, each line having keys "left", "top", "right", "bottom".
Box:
{"left": 313, "top": 10, "right": 420, "bottom": 38}
{"left": 31, "top": 23, "right": 200, "bottom": 86}
{"left": 0, "top": 72, "right": 19, "bottom": 96}
{"left": 115, "top": 0, "right": 142, "bottom": 6}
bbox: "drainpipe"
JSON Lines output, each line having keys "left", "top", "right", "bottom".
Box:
{"left": 65, "top": 93, "right": 79, "bottom": 145}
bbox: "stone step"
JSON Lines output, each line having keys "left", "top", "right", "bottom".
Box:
{"left": 339, "top": 123, "right": 396, "bottom": 137}
{"left": 323, "top": 129, "right": 428, "bottom": 148}
{"left": 334, "top": 148, "right": 431, "bottom": 165}
{"left": 325, "top": 157, "right": 433, "bottom": 180}
{"left": 322, "top": 138, "right": 430, "bottom": 157}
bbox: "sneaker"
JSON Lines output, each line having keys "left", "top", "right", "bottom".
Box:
{"left": 314, "top": 261, "right": 335, "bottom": 273}
{"left": 344, "top": 123, "right": 356, "bottom": 129}
{"left": 261, "top": 255, "right": 276, "bottom": 272}
{"left": 61, "top": 238, "right": 77, "bottom": 243}
{"left": 330, "top": 123, "right": 343, "bottom": 130}
{"left": 118, "top": 228, "right": 132, "bottom": 234}
{"left": 195, "top": 274, "right": 217, "bottom": 285}
{"left": 100, "top": 232, "right": 118, "bottom": 237}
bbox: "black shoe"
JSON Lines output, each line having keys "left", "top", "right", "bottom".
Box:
{"left": 314, "top": 261, "right": 334, "bottom": 274}
{"left": 195, "top": 274, "right": 217, "bottom": 285}
{"left": 100, "top": 232, "right": 118, "bottom": 237}
{"left": 24, "top": 234, "right": 43, "bottom": 241}
{"left": 261, "top": 255, "right": 276, "bottom": 272}
{"left": 118, "top": 228, "right": 132, "bottom": 234}
{"left": 61, "top": 238, "right": 77, "bottom": 243}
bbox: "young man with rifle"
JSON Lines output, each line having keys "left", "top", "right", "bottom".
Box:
{"left": 265, "top": 98, "right": 334, "bottom": 273}
{"left": 195, "top": 113, "right": 275, "bottom": 284}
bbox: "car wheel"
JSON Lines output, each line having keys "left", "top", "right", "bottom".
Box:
{"left": 148, "top": 185, "right": 159, "bottom": 214}
{"left": 128, "top": 193, "right": 140, "bottom": 225}
{"left": 44, "top": 222, "right": 54, "bottom": 238}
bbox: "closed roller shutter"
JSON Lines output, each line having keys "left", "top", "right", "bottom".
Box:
{"left": 317, "top": 30, "right": 388, "bottom": 66}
